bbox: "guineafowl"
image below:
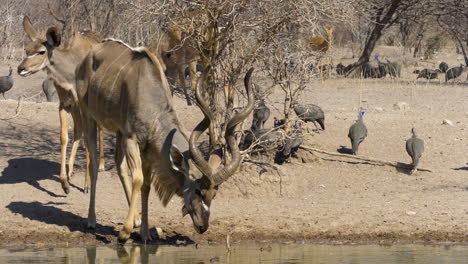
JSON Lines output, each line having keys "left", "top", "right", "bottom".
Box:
{"left": 439, "top": 62, "right": 449, "bottom": 73}
{"left": 42, "top": 77, "right": 56, "bottom": 102}
{"left": 251, "top": 99, "right": 270, "bottom": 130}
{"left": 415, "top": 69, "right": 441, "bottom": 80}
{"left": 348, "top": 110, "right": 367, "bottom": 155}
{"left": 294, "top": 104, "right": 325, "bottom": 131}
{"left": 406, "top": 128, "right": 424, "bottom": 175}
{"left": 445, "top": 64, "right": 465, "bottom": 82}
{"left": 0, "top": 66, "right": 14, "bottom": 99}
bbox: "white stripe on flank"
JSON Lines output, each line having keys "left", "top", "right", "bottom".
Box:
{"left": 102, "top": 38, "right": 146, "bottom": 52}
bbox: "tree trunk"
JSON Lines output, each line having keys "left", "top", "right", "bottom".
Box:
{"left": 453, "top": 35, "right": 468, "bottom": 65}
{"left": 354, "top": 0, "right": 402, "bottom": 67}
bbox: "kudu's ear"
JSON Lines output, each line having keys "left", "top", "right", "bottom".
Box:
{"left": 23, "top": 16, "right": 38, "bottom": 41}
{"left": 170, "top": 145, "right": 187, "bottom": 173}
{"left": 46, "top": 27, "right": 61, "bottom": 47}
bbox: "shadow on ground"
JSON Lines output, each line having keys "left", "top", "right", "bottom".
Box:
{"left": 6, "top": 201, "right": 116, "bottom": 243}
{"left": 0, "top": 158, "right": 72, "bottom": 197}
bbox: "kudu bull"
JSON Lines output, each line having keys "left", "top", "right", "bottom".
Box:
{"left": 17, "top": 16, "right": 105, "bottom": 194}
{"left": 75, "top": 39, "right": 254, "bottom": 242}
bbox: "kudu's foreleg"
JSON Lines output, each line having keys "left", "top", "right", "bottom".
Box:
{"left": 67, "top": 106, "right": 81, "bottom": 178}
{"left": 98, "top": 126, "right": 105, "bottom": 172}
{"left": 58, "top": 104, "right": 71, "bottom": 194}
{"left": 118, "top": 137, "right": 143, "bottom": 243}
{"left": 115, "top": 132, "right": 141, "bottom": 228}
{"left": 140, "top": 164, "right": 152, "bottom": 242}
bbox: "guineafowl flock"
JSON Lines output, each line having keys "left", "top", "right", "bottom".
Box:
{"left": 412, "top": 61, "right": 467, "bottom": 82}
{"left": 244, "top": 97, "right": 425, "bottom": 174}
{"left": 0, "top": 66, "right": 14, "bottom": 99}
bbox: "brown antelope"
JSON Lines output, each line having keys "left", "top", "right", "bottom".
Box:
{"left": 17, "top": 16, "right": 105, "bottom": 194}
{"left": 75, "top": 39, "right": 254, "bottom": 242}
{"left": 149, "top": 12, "right": 201, "bottom": 106}
{"left": 307, "top": 25, "right": 335, "bottom": 78}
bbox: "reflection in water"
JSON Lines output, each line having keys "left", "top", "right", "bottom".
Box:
{"left": 0, "top": 243, "right": 467, "bottom": 264}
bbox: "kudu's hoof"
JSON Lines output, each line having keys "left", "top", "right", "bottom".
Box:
{"left": 61, "top": 183, "right": 70, "bottom": 195}
{"left": 87, "top": 219, "right": 96, "bottom": 229}
{"left": 118, "top": 230, "right": 131, "bottom": 243}
{"left": 140, "top": 231, "right": 154, "bottom": 243}
{"left": 83, "top": 187, "right": 90, "bottom": 194}
{"left": 134, "top": 218, "right": 142, "bottom": 228}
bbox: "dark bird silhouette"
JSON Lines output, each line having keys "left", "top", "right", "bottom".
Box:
{"left": 445, "top": 64, "right": 465, "bottom": 82}
{"left": 348, "top": 109, "right": 367, "bottom": 155}
{"left": 42, "top": 77, "right": 56, "bottom": 102}
{"left": 0, "top": 66, "right": 14, "bottom": 99}
{"left": 415, "top": 69, "right": 441, "bottom": 80}
{"left": 406, "top": 128, "right": 424, "bottom": 175}
{"left": 251, "top": 99, "right": 270, "bottom": 130}
{"left": 439, "top": 62, "right": 448, "bottom": 73}
{"left": 294, "top": 104, "right": 325, "bottom": 130}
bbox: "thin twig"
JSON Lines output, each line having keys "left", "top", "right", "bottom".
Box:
{"left": 0, "top": 96, "right": 23, "bottom": 120}
{"left": 300, "top": 145, "right": 433, "bottom": 173}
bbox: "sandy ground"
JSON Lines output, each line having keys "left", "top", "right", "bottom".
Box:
{"left": 0, "top": 61, "right": 467, "bottom": 247}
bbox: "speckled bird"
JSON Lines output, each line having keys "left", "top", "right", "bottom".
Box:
{"left": 348, "top": 109, "right": 367, "bottom": 155}
{"left": 405, "top": 128, "right": 425, "bottom": 174}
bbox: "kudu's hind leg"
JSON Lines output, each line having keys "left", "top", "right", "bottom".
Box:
{"left": 115, "top": 132, "right": 141, "bottom": 228}
{"left": 58, "top": 104, "right": 71, "bottom": 194}
{"left": 84, "top": 117, "right": 99, "bottom": 229}
{"left": 118, "top": 137, "right": 143, "bottom": 243}
{"left": 98, "top": 126, "right": 105, "bottom": 171}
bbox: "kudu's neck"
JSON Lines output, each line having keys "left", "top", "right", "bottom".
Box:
{"left": 46, "top": 48, "right": 84, "bottom": 85}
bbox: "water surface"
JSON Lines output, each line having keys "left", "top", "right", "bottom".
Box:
{"left": 0, "top": 243, "right": 466, "bottom": 264}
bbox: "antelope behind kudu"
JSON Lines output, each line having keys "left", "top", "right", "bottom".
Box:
{"left": 75, "top": 39, "right": 254, "bottom": 242}
{"left": 17, "top": 16, "right": 105, "bottom": 194}
{"left": 149, "top": 12, "right": 201, "bottom": 106}
{"left": 307, "top": 25, "right": 335, "bottom": 78}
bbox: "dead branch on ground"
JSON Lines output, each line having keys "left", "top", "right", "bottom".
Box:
{"left": 300, "top": 145, "right": 433, "bottom": 173}
{"left": 0, "top": 96, "right": 23, "bottom": 121}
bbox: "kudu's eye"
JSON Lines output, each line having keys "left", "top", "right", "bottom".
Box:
{"left": 165, "top": 52, "right": 172, "bottom": 59}
{"left": 38, "top": 50, "right": 46, "bottom": 55}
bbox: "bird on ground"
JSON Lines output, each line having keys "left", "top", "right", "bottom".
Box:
{"left": 348, "top": 109, "right": 367, "bottom": 155}
{"left": 405, "top": 128, "right": 425, "bottom": 175}
{"left": 0, "top": 66, "right": 14, "bottom": 99}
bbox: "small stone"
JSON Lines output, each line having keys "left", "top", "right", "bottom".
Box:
{"left": 374, "top": 107, "right": 384, "bottom": 112}
{"left": 406, "top": 211, "right": 416, "bottom": 216}
{"left": 442, "top": 119, "right": 454, "bottom": 126}
{"left": 210, "top": 256, "right": 220, "bottom": 263}
{"left": 393, "top": 102, "right": 409, "bottom": 110}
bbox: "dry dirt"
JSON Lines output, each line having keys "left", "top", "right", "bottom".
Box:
{"left": 0, "top": 61, "right": 467, "bottom": 248}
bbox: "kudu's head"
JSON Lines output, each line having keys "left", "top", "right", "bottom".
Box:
{"left": 170, "top": 68, "right": 255, "bottom": 234}
{"left": 17, "top": 16, "right": 61, "bottom": 76}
